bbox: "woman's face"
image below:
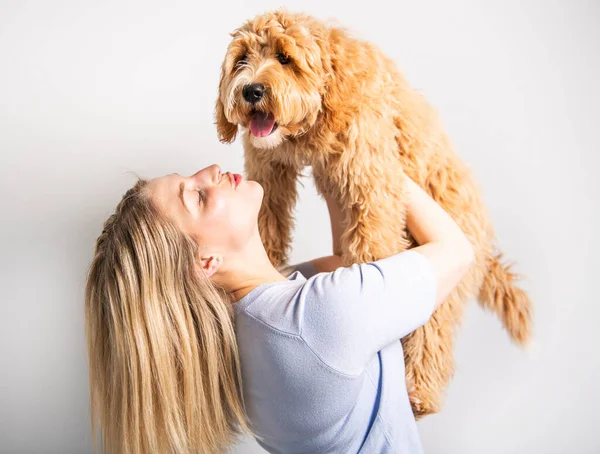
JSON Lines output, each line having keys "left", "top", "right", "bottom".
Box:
{"left": 148, "top": 164, "right": 264, "bottom": 264}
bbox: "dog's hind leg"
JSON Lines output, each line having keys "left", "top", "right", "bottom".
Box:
{"left": 401, "top": 283, "right": 468, "bottom": 418}
{"left": 246, "top": 154, "right": 300, "bottom": 269}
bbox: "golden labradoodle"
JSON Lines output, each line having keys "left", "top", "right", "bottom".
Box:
{"left": 215, "top": 10, "right": 533, "bottom": 418}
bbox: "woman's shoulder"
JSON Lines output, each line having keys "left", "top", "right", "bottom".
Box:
{"left": 234, "top": 277, "right": 307, "bottom": 336}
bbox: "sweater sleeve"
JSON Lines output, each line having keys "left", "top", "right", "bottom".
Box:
{"left": 299, "top": 250, "right": 437, "bottom": 376}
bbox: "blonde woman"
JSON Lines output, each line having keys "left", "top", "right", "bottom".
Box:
{"left": 84, "top": 164, "right": 473, "bottom": 454}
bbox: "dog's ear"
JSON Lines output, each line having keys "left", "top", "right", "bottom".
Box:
{"left": 319, "top": 34, "right": 359, "bottom": 135}
{"left": 215, "top": 63, "right": 238, "bottom": 143}
{"left": 215, "top": 96, "right": 238, "bottom": 144}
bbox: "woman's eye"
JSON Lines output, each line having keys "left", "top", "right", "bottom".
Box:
{"left": 276, "top": 53, "right": 290, "bottom": 65}
{"left": 197, "top": 189, "right": 205, "bottom": 204}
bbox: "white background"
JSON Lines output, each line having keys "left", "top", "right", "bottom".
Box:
{"left": 0, "top": 1, "right": 598, "bottom": 453}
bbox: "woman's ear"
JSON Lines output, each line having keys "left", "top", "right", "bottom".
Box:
{"left": 200, "top": 255, "right": 223, "bottom": 278}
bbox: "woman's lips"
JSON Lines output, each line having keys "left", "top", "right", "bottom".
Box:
{"left": 227, "top": 172, "right": 243, "bottom": 189}
{"left": 228, "top": 173, "right": 242, "bottom": 188}
{"left": 233, "top": 173, "right": 243, "bottom": 188}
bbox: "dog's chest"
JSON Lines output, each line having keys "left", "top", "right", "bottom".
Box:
{"left": 268, "top": 141, "right": 315, "bottom": 169}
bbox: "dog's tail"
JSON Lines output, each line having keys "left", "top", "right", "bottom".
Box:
{"left": 477, "top": 252, "right": 533, "bottom": 345}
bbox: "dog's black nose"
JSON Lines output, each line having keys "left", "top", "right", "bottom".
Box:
{"left": 242, "top": 84, "right": 265, "bottom": 104}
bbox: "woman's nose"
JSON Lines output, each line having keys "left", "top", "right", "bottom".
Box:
{"left": 191, "top": 164, "right": 221, "bottom": 182}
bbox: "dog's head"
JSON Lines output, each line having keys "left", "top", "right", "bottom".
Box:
{"left": 215, "top": 10, "right": 329, "bottom": 149}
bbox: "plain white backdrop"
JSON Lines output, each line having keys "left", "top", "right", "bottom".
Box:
{"left": 0, "top": 1, "right": 598, "bottom": 453}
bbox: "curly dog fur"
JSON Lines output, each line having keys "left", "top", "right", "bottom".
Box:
{"left": 215, "top": 10, "right": 533, "bottom": 418}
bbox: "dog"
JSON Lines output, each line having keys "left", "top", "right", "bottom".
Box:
{"left": 215, "top": 9, "right": 533, "bottom": 418}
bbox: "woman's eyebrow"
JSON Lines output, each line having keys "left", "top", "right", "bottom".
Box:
{"left": 178, "top": 181, "right": 191, "bottom": 214}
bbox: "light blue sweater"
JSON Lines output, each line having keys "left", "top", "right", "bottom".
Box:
{"left": 233, "top": 250, "right": 437, "bottom": 453}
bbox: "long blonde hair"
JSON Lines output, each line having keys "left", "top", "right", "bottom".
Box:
{"left": 84, "top": 179, "right": 253, "bottom": 454}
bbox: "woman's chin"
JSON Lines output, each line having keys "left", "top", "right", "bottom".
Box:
{"left": 248, "top": 180, "right": 265, "bottom": 201}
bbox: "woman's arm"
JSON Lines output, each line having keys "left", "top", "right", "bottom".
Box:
{"left": 291, "top": 175, "right": 474, "bottom": 375}
{"left": 307, "top": 255, "right": 343, "bottom": 273}
{"left": 280, "top": 255, "right": 342, "bottom": 278}
{"left": 324, "top": 176, "right": 474, "bottom": 310}
{"left": 402, "top": 176, "right": 474, "bottom": 309}
{"left": 291, "top": 174, "right": 475, "bottom": 292}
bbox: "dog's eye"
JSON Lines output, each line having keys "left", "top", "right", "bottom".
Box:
{"left": 235, "top": 54, "right": 248, "bottom": 68}
{"left": 276, "top": 53, "right": 291, "bottom": 65}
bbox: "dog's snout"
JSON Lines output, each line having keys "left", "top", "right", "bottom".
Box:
{"left": 242, "top": 84, "right": 265, "bottom": 104}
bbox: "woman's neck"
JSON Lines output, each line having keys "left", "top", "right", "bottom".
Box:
{"left": 215, "top": 238, "right": 289, "bottom": 303}
{"left": 228, "top": 267, "right": 288, "bottom": 303}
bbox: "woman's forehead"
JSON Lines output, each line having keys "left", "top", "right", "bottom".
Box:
{"left": 149, "top": 173, "right": 178, "bottom": 193}
{"left": 146, "top": 174, "right": 179, "bottom": 213}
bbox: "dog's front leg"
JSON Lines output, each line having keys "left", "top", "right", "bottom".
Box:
{"left": 314, "top": 157, "right": 412, "bottom": 267}
{"left": 245, "top": 153, "right": 299, "bottom": 269}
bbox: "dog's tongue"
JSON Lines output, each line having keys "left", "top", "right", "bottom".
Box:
{"left": 249, "top": 112, "right": 275, "bottom": 137}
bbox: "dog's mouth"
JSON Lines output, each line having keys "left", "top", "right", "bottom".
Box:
{"left": 249, "top": 110, "right": 278, "bottom": 137}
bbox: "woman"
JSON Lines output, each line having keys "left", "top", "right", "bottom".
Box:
{"left": 85, "top": 164, "right": 473, "bottom": 454}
